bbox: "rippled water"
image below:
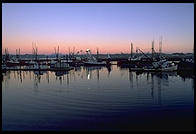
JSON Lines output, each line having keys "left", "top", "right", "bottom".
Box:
{"left": 2, "top": 65, "right": 194, "bottom": 131}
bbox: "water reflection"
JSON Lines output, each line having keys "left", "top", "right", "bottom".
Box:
{"left": 177, "top": 71, "right": 194, "bottom": 82}
{"left": 46, "top": 71, "right": 49, "bottom": 84}
{"left": 2, "top": 65, "right": 194, "bottom": 131}
{"left": 84, "top": 66, "right": 102, "bottom": 78}
{"left": 83, "top": 66, "right": 106, "bottom": 81}
{"left": 2, "top": 71, "right": 10, "bottom": 88}
{"left": 127, "top": 70, "right": 188, "bottom": 106}
{"left": 2, "top": 67, "right": 193, "bottom": 97}
{"left": 157, "top": 74, "right": 162, "bottom": 106}
{"left": 151, "top": 73, "right": 154, "bottom": 99}
{"left": 2, "top": 67, "right": 193, "bottom": 85}
{"left": 33, "top": 71, "right": 42, "bottom": 91}
{"left": 129, "top": 71, "right": 133, "bottom": 88}
{"left": 55, "top": 71, "right": 68, "bottom": 77}
{"left": 107, "top": 66, "right": 112, "bottom": 77}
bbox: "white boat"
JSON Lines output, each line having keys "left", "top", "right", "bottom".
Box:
{"left": 152, "top": 60, "right": 178, "bottom": 72}
{"left": 25, "top": 62, "right": 49, "bottom": 70}
{"left": 61, "top": 59, "right": 73, "bottom": 63}
{"left": 84, "top": 60, "right": 107, "bottom": 66}
{"left": 83, "top": 49, "right": 107, "bottom": 66}
{"left": 158, "top": 62, "right": 178, "bottom": 71}
{"left": 84, "top": 66, "right": 102, "bottom": 71}
{"left": 6, "top": 59, "right": 20, "bottom": 66}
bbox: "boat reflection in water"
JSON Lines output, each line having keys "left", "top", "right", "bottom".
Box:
{"left": 55, "top": 71, "right": 69, "bottom": 77}
{"left": 2, "top": 65, "right": 194, "bottom": 131}
{"left": 128, "top": 69, "right": 193, "bottom": 107}
{"left": 84, "top": 66, "right": 102, "bottom": 80}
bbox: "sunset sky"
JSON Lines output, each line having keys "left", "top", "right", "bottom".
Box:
{"left": 2, "top": 3, "right": 194, "bottom": 54}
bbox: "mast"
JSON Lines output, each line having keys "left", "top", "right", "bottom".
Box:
{"left": 152, "top": 40, "right": 154, "bottom": 60}
{"left": 32, "top": 42, "right": 34, "bottom": 60}
{"left": 68, "top": 47, "right": 70, "bottom": 59}
{"left": 136, "top": 47, "right": 138, "bottom": 54}
{"left": 54, "top": 47, "right": 56, "bottom": 60}
{"left": 35, "top": 44, "right": 38, "bottom": 61}
{"left": 73, "top": 46, "right": 75, "bottom": 58}
{"left": 131, "top": 42, "right": 133, "bottom": 58}
{"left": 5, "top": 48, "right": 9, "bottom": 62}
{"left": 32, "top": 42, "right": 38, "bottom": 61}
{"left": 19, "top": 48, "right": 20, "bottom": 61}
{"left": 159, "top": 36, "right": 162, "bottom": 57}
{"left": 16, "top": 49, "right": 18, "bottom": 58}
{"left": 57, "top": 45, "right": 59, "bottom": 60}
{"left": 96, "top": 48, "right": 99, "bottom": 59}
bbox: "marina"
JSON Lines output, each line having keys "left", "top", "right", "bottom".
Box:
{"left": 1, "top": 46, "right": 194, "bottom": 131}
{"left": 2, "top": 3, "right": 194, "bottom": 131}
{"left": 2, "top": 45, "right": 194, "bottom": 73}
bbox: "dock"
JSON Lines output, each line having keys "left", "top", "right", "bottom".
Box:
{"left": 2, "top": 68, "right": 74, "bottom": 71}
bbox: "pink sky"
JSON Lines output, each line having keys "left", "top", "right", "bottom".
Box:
{"left": 2, "top": 38, "right": 193, "bottom": 55}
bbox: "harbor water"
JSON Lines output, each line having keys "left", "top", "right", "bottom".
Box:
{"left": 2, "top": 64, "right": 194, "bottom": 131}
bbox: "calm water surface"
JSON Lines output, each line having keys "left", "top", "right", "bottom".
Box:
{"left": 2, "top": 65, "right": 194, "bottom": 131}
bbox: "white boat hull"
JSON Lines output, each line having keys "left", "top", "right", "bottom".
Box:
{"left": 84, "top": 61, "right": 107, "bottom": 66}
{"left": 159, "top": 65, "right": 178, "bottom": 71}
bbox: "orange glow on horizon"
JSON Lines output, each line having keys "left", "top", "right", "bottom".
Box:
{"left": 2, "top": 36, "right": 193, "bottom": 54}
{"left": 2, "top": 41, "right": 193, "bottom": 55}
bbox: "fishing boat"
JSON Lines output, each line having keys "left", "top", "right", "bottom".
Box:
{"left": 6, "top": 59, "right": 20, "bottom": 67}
{"left": 128, "top": 59, "right": 178, "bottom": 72}
{"left": 50, "top": 59, "right": 73, "bottom": 71}
{"left": 60, "top": 59, "right": 83, "bottom": 67}
{"left": 118, "top": 42, "right": 155, "bottom": 68}
{"left": 158, "top": 62, "right": 178, "bottom": 71}
{"left": 83, "top": 49, "right": 108, "bottom": 66}
{"left": 25, "top": 61, "right": 48, "bottom": 70}
{"left": 84, "top": 60, "right": 107, "bottom": 66}
{"left": 143, "top": 60, "right": 178, "bottom": 72}
{"left": 50, "top": 60, "right": 58, "bottom": 68}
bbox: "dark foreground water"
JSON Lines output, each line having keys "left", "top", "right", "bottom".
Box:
{"left": 2, "top": 65, "right": 194, "bottom": 131}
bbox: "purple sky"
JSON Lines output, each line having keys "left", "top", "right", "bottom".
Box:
{"left": 2, "top": 3, "right": 194, "bottom": 54}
